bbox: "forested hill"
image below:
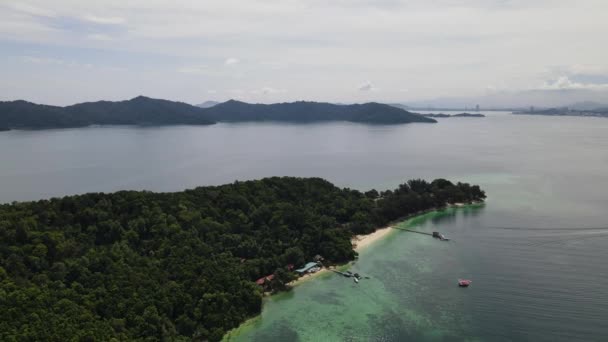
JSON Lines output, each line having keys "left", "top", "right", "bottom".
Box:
{"left": 203, "top": 100, "right": 437, "bottom": 124}
{"left": 0, "top": 98, "right": 435, "bottom": 129}
{"left": 0, "top": 177, "right": 484, "bottom": 341}
{"left": 0, "top": 96, "right": 214, "bottom": 129}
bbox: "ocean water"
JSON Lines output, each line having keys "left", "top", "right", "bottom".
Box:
{"left": 1, "top": 112, "right": 607, "bottom": 341}
{"left": 226, "top": 202, "right": 608, "bottom": 341}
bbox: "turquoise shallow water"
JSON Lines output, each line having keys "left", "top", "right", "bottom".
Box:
{"left": 224, "top": 207, "right": 486, "bottom": 341}
{"left": 1, "top": 112, "right": 608, "bottom": 340}
{"left": 226, "top": 198, "right": 608, "bottom": 341}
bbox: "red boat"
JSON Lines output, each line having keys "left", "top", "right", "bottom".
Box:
{"left": 458, "top": 279, "right": 472, "bottom": 287}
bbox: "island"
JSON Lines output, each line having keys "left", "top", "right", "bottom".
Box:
{"left": 203, "top": 100, "right": 437, "bottom": 124}
{"left": 0, "top": 176, "right": 485, "bottom": 341}
{"left": 421, "top": 113, "right": 486, "bottom": 118}
{"left": 0, "top": 126, "right": 10, "bottom": 132}
{"left": 0, "top": 97, "right": 436, "bottom": 130}
{"left": 0, "top": 96, "right": 215, "bottom": 130}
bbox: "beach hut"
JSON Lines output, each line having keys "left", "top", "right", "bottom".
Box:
{"left": 295, "top": 262, "right": 319, "bottom": 275}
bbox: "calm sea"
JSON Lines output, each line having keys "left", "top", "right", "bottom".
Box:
{"left": 1, "top": 112, "right": 607, "bottom": 341}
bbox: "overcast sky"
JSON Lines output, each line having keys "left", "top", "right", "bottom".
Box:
{"left": 1, "top": 0, "right": 607, "bottom": 106}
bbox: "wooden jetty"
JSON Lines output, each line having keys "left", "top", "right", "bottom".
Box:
{"left": 330, "top": 269, "right": 352, "bottom": 277}
{"left": 393, "top": 227, "right": 450, "bottom": 240}
{"left": 392, "top": 227, "right": 433, "bottom": 236}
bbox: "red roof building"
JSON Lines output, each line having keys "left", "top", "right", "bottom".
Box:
{"left": 255, "top": 274, "right": 274, "bottom": 286}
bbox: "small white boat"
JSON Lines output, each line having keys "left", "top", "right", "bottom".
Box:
{"left": 354, "top": 277, "right": 359, "bottom": 284}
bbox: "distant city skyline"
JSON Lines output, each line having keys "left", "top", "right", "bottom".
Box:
{"left": 1, "top": 0, "right": 607, "bottom": 107}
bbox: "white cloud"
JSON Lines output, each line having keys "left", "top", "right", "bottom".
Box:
{"left": 2, "top": 0, "right": 608, "bottom": 105}
{"left": 207, "top": 90, "right": 217, "bottom": 94}
{"left": 224, "top": 58, "right": 240, "bottom": 66}
{"left": 263, "top": 87, "right": 283, "bottom": 94}
{"left": 358, "top": 81, "right": 377, "bottom": 92}
{"left": 83, "top": 15, "right": 127, "bottom": 25}
{"left": 7, "top": 3, "right": 56, "bottom": 17}
{"left": 540, "top": 76, "right": 608, "bottom": 90}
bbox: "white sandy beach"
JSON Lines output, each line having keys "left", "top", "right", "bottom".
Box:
{"left": 287, "top": 225, "right": 394, "bottom": 287}
{"left": 286, "top": 266, "right": 329, "bottom": 287}
{"left": 351, "top": 225, "right": 394, "bottom": 252}
{"left": 286, "top": 202, "right": 485, "bottom": 288}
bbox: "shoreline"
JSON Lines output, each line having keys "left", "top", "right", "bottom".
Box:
{"left": 352, "top": 225, "right": 395, "bottom": 252}
{"left": 224, "top": 201, "right": 485, "bottom": 340}
{"left": 286, "top": 201, "right": 484, "bottom": 288}
{"left": 286, "top": 225, "right": 396, "bottom": 287}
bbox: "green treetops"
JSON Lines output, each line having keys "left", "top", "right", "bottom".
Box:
{"left": 0, "top": 177, "right": 484, "bottom": 341}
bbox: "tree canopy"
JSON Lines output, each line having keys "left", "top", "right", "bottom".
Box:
{"left": 203, "top": 100, "right": 437, "bottom": 124}
{"left": 0, "top": 177, "right": 484, "bottom": 341}
{"left": 0, "top": 97, "right": 214, "bottom": 129}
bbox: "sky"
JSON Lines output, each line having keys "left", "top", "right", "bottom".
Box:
{"left": 1, "top": 0, "right": 608, "bottom": 107}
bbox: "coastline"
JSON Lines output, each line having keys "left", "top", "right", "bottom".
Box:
{"left": 286, "top": 201, "right": 484, "bottom": 288}
{"left": 352, "top": 225, "right": 395, "bottom": 252}
{"left": 224, "top": 224, "right": 401, "bottom": 341}
{"left": 286, "top": 225, "right": 395, "bottom": 287}
{"left": 223, "top": 201, "right": 485, "bottom": 341}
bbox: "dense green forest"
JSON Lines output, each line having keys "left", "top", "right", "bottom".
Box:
{"left": 203, "top": 100, "right": 436, "bottom": 124}
{"left": 0, "top": 177, "right": 484, "bottom": 341}
{"left": 0, "top": 97, "right": 214, "bottom": 129}
{"left": 0, "top": 97, "right": 435, "bottom": 129}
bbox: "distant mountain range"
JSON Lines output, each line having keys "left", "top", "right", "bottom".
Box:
{"left": 399, "top": 88, "right": 608, "bottom": 110}
{"left": 203, "top": 100, "right": 435, "bottom": 124}
{"left": 0, "top": 97, "right": 435, "bottom": 130}
{"left": 196, "top": 101, "right": 220, "bottom": 108}
{"left": 0, "top": 96, "right": 215, "bottom": 130}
